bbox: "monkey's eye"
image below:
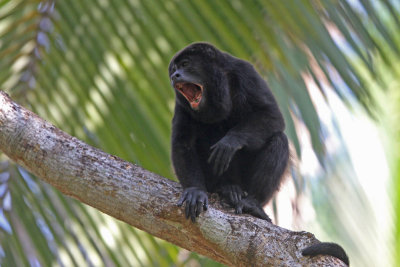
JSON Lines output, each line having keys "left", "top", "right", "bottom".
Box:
{"left": 181, "top": 60, "right": 189, "bottom": 67}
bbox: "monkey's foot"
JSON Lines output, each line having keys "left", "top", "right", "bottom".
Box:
{"left": 235, "top": 197, "right": 271, "bottom": 222}
{"left": 218, "top": 184, "right": 247, "bottom": 206}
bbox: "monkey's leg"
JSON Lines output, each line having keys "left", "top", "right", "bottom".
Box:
{"left": 236, "top": 132, "right": 289, "bottom": 221}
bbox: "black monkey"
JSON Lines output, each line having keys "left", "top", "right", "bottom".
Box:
{"left": 169, "top": 43, "right": 349, "bottom": 265}
{"left": 169, "top": 42, "right": 288, "bottom": 222}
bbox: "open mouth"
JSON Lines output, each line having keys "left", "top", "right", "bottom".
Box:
{"left": 175, "top": 82, "right": 203, "bottom": 109}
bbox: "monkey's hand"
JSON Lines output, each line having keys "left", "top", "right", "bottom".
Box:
{"left": 177, "top": 187, "right": 208, "bottom": 222}
{"left": 208, "top": 136, "right": 243, "bottom": 176}
{"left": 219, "top": 184, "right": 247, "bottom": 206}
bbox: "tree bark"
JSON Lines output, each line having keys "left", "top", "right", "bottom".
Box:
{"left": 0, "top": 90, "right": 345, "bottom": 266}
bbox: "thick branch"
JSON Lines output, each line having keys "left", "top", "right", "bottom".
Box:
{"left": 0, "top": 91, "right": 345, "bottom": 266}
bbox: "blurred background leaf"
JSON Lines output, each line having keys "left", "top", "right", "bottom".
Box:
{"left": 0, "top": 0, "right": 398, "bottom": 266}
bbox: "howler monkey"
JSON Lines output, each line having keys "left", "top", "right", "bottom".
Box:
{"left": 169, "top": 43, "right": 349, "bottom": 265}
{"left": 169, "top": 42, "right": 288, "bottom": 222}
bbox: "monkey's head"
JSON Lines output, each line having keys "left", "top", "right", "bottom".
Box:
{"left": 169, "top": 42, "right": 232, "bottom": 122}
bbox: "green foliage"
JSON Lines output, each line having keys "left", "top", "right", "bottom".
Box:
{"left": 0, "top": 0, "right": 399, "bottom": 266}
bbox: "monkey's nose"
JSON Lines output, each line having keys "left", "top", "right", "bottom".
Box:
{"left": 171, "top": 71, "right": 181, "bottom": 81}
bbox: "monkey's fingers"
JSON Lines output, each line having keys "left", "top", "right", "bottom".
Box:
{"left": 230, "top": 191, "right": 239, "bottom": 205}
{"left": 195, "top": 200, "right": 204, "bottom": 217}
{"left": 216, "top": 153, "right": 227, "bottom": 176}
{"left": 216, "top": 148, "right": 235, "bottom": 176}
{"left": 207, "top": 144, "right": 218, "bottom": 163}
{"left": 203, "top": 196, "right": 209, "bottom": 210}
{"left": 208, "top": 145, "right": 223, "bottom": 166}
{"left": 235, "top": 202, "right": 243, "bottom": 214}
{"left": 184, "top": 194, "right": 193, "bottom": 219}
{"left": 209, "top": 142, "right": 219, "bottom": 151}
{"left": 195, "top": 195, "right": 209, "bottom": 218}
{"left": 216, "top": 147, "right": 232, "bottom": 175}
{"left": 212, "top": 148, "right": 225, "bottom": 175}
{"left": 215, "top": 157, "right": 226, "bottom": 176}
{"left": 209, "top": 142, "right": 237, "bottom": 176}
{"left": 219, "top": 185, "right": 244, "bottom": 206}
{"left": 198, "top": 194, "right": 208, "bottom": 212}
{"left": 234, "top": 186, "right": 245, "bottom": 202}
{"left": 190, "top": 197, "right": 197, "bottom": 222}
{"left": 220, "top": 149, "right": 234, "bottom": 175}
{"left": 177, "top": 191, "right": 188, "bottom": 206}
{"left": 180, "top": 189, "right": 209, "bottom": 222}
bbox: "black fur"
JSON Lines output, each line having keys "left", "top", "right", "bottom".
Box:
{"left": 169, "top": 42, "right": 288, "bottom": 222}
{"left": 302, "top": 242, "right": 349, "bottom": 265}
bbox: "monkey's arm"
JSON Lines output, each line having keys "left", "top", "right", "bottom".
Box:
{"left": 209, "top": 108, "right": 284, "bottom": 176}
{"left": 172, "top": 107, "right": 208, "bottom": 221}
{"left": 171, "top": 108, "right": 205, "bottom": 189}
{"left": 228, "top": 108, "right": 284, "bottom": 150}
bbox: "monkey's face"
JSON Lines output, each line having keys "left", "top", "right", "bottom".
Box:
{"left": 169, "top": 56, "right": 205, "bottom": 110}
{"left": 169, "top": 43, "right": 232, "bottom": 123}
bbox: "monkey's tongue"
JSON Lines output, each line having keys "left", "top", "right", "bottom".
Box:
{"left": 179, "top": 83, "right": 202, "bottom": 108}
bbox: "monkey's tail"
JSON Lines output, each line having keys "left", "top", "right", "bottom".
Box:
{"left": 302, "top": 242, "right": 349, "bottom": 266}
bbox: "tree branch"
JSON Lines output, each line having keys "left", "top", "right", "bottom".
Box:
{"left": 0, "top": 90, "right": 345, "bottom": 266}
